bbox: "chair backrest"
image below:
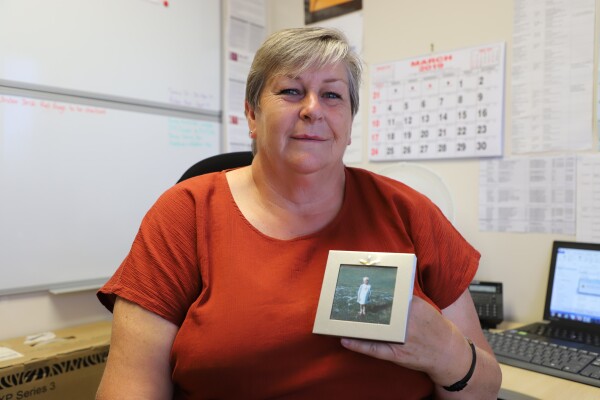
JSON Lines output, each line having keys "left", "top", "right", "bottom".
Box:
{"left": 377, "top": 162, "right": 454, "bottom": 223}
{"left": 177, "top": 151, "right": 253, "bottom": 183}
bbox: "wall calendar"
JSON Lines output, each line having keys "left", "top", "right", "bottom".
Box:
{"left": 368, "top": 43, "right": 505, "bottom": 161}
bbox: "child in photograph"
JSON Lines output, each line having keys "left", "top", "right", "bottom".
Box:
{"left": 357, "top": 277, "right": 371, "bottom": 316}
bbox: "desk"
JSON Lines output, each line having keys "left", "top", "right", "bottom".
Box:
{"left": 495, "top": 322, "right": 600, "bottom": 400}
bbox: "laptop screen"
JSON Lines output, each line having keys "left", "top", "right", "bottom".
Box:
{"left": 544, "top": 241, "right": 600, "bottom": 327}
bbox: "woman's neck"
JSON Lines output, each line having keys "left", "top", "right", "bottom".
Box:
{"left": 227, "top": 161, "right": 346, "bottom": 240}
{"left": 253, "top": 158, "right": 345, "bottom": 208}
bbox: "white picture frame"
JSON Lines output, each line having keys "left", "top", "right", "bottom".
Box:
{"left": 313, "top": 250, "right": 417, "bottom": 343}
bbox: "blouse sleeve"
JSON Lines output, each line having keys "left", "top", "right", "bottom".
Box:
{"left": 97, "top": 184, "right": 201, "bottom": 326}
{"left": 410, "top": 197, "right": 480, "bottom": 310}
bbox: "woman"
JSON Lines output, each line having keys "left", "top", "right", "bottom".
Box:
{"left": 96, "top": 27, "right": 501, "bottom": 399}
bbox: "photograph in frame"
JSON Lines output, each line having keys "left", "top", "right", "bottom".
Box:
{"left": 313, "top": 250, "right": 416, "bottom": 343}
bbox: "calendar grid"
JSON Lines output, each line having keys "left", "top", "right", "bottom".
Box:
{"left": 369, "top": 43, "right": 506, "bottom": 161}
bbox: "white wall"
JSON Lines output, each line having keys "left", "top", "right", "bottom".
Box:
{"left": 2, "top": 0, "right": 598, "bottom": 341}
{"left": 0, "top": 290, "right": 111, "bottom": 340}
{"left": 267, "top": 0, "right": 598, "bottom": 324}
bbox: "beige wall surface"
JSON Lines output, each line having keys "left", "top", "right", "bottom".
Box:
{"left": 266, "top": 0, "right": 598, "bottom": 324}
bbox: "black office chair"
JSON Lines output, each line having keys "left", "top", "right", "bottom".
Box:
{"left": 177, "top": 151, "right": 253, "bottom": 183}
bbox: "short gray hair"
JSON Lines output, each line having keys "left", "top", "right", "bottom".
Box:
{"left": 245, "top": 27, "right": 363, "bottom": 117}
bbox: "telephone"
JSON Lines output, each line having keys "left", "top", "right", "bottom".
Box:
{"left": 468, "top": 280, "right": 503, "bottom": 329}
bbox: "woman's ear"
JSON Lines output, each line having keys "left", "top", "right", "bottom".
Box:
{"left": 245, "top": 101, "right": 257, "bottom": 138}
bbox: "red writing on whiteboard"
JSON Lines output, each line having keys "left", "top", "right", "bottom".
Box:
{"left": 0, "top": 95, "right": 107, "bottom": 115}
{"left": 0, "top": 95, "right": 19, "bottom": 105}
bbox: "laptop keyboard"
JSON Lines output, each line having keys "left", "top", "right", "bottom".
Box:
{"left": 526, "top": 324, "right": 600, "bottom": 347}
{"left": 484, "top": 330, "right": 600, "bottom": 387}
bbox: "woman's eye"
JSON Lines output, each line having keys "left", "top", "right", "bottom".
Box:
{"left": 279, "top": 88, "right": 300, "bottom": 95}
{"left": 324, "top": 92, "right": 342, "bottom": 99}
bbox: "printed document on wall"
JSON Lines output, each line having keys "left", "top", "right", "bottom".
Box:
{"left": 479, "top": 155, "right": 576, "bottom": 234}
{"left": 511, "top": 0, "right": 594, "bottom": 153}
{"left": 224, "top": 0, "right": 266, "bottom": 151}
{"left": 577, "top": 154, "right": 600, "bottom": 242}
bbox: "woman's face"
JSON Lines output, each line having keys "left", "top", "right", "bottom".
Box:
{"left": 246, "top": 62, "right": 353, "bottom": 174}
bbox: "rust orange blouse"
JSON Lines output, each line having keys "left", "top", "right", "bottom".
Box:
{"left": 98, "top": 167, "right": 479, "bottom": 399}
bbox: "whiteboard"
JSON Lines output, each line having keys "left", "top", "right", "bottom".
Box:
{"left": 0, "top": 93, "right": 220, "bottom": 294}
{"left": 0, "top": 0, "right": 221, "bottom": 113}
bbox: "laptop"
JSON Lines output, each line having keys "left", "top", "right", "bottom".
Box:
{"left": 514, "top": 240, "right": 600, "bottom": 348}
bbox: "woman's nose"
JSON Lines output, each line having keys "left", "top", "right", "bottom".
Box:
{"left": 299, "top": 92, "right": 323, "bottom": 121}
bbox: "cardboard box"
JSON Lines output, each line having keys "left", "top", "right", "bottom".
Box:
{"left": 0, "top": 321, "right": 111, "bottom": 400}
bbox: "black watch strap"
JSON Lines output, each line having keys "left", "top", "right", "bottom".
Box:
{"left": 443, "top": 338, "right": 476, "bottom": 392}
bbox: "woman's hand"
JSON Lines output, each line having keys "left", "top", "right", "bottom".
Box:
{"left": 341, "top": 296, "right": 466, "bottom": 377}
{"left": 341, "top": 291, "right": 502, "bottom": 399}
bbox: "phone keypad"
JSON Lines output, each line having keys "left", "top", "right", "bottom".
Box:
{"left": 472, "top": 293, "right": 502, "bottom": 318}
